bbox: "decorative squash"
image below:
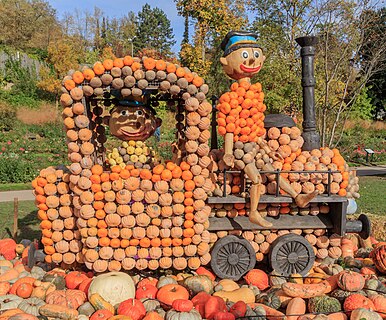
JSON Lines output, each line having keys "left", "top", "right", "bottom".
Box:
{"left": 0, "top": 294, "right": 23, "bottom": 310}
{"left": 8, "top": 313, "right": 39, "bottom": 320}
{"left": 135, "top": 284, "right": 158, "bottom": 299}
{"left": 183, "top": 275, "right": 214, "bottom": 294}
{"left": 90, "top": 309, "right": 114, "bottom": 320}
{"left": 213, "top": 287, "right": 255, "bottom": 304}
{"left": 156, "top": 276, "right": 177, "bottom": 289}
{"left": 370, "top": 243, "right": 386, "bottom": 274}
{"left": 255, "top": 290, "right": 281, "bottom": 310}
{"left": 285, "top": 297, "right": 306, "bottom": 320}
{"left": 18, "top": 297, "right": 45, "bottom": 316}
{"left": 308, "top": 296, "right": 341, "bottom": 313}
{"left": 88, "top": 272, "right": 135, "bottom": 307}
{"left": 244, "top": 269, "right": 269, "bottom": 290}
{"left": 156, "top": 284, "right": 189, "bottom": 306}
{"left": 38, "top": 304, "right": 79, "bottom": 320}
{"left": 281, "top": 282, "right": 327, "bottom": 299}
{"left": 369, "top": 295, "right": 386, "bottom": 317}
{"left": 89, "top": 293, "right": 115, "bottom": 314}
{"left": 46, "top": 289, "right": 86, "bottom": 310}
{"left": 117, "top": 298, "right": 146, "bottom": 320}
{"left": 0, "top": 239, "right": 17, "bottom": 260}
{"left": 343, "top": 293, "right": 375, "bottom": 312}
{"left": 337, "top": 270, "right": 365, "bottom": 292}
{"left": 350, "top": 308, "right": 382, "bottom": 320}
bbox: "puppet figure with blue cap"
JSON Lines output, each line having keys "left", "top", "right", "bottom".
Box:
{"left": 217, "top": 31, "right": 318, "bottom": 228}
{"left": 106, "top": 97, "right": 162, "bottom": 141}
{"left": 220, "top": 31, "right": 265, "bottom": 81}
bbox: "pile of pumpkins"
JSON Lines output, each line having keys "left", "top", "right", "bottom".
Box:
{"left": 1, "top": 238, "right": 386, "bottom": 320}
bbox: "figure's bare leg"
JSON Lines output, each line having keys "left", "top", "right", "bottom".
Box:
{"left": 249, "top": 183, "right": 272, "bottom": 227}
{"left": 294, "top": 191, "right": 319, "bottom": 208}
{"left": 243, "top": 164, "right": 272, "bottom": 227}
{"left": 263, "top": 163, "right": 319, "bottom": 207}
{"left": 223, "top": 133, "right": 235, "bottom": 167}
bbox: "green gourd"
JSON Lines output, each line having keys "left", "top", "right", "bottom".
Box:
{"left": 308, "top": 296, "right": 341, "bottom": 313}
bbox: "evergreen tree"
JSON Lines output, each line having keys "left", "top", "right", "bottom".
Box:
{"left": 134, "top": 4, "right": 176, "bottom": 57}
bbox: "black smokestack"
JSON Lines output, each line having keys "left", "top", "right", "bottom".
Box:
{"left": 295, "top": 36, "right": 320, "bottom": 151}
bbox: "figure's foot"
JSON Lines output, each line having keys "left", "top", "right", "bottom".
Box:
{"left": 295, "top": 190, "right": 319, "bottom": 208}
{"left": 249, "top": 211, "right": 273, "bottom": 228}
{"left": 223, "top": 154, "right": 235, "bottom": 167}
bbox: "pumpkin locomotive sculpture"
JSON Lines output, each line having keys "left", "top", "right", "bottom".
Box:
{"left": 31, "top": 30, "right": 371, "bottom": 283}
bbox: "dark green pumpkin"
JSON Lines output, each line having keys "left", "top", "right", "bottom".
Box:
{"left": 42, "top": 273, "right": 66, "bottom": 290}
{"left": 255, "top": 291, "right": 281, "bottom": 310}
{"left": 308, "top": 296, "right": 341, "bottom": 313}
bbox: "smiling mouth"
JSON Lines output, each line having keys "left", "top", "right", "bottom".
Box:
{"left": 120, "top": 127, "right": 147, "bottom": 137}
{"left": 239, "top": 64, "right": 261, "bottom": 73}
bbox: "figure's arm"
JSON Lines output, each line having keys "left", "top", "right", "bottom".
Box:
{"left": 256, "top": 136, "right": 283, "bottom": 161}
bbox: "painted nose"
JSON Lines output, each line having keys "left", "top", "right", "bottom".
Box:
{"left": 128, "top": 114, "right": 137, "bottom": 120}
{"left": 248, "top": 57, "right": 255, "bottom": 65}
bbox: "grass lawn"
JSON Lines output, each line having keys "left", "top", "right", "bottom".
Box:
{"left": 0, "top": 200, "right": 40, "bottom": 241}
{"left": 357, "top": 175, "right": 386, "bottom": 216}
{"left": 0, "top": 183, "right": 32, "bottom": 191}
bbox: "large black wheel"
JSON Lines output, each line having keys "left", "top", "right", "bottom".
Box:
{"left": 210, "top": 235, "right": 256, "bottom": 280}
{"left": 269, "top": 233, "right": 315, "bottom": 276}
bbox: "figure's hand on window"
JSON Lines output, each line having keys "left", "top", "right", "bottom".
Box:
{"left": 269, "top": 151, "right": 283, "bottom": 161}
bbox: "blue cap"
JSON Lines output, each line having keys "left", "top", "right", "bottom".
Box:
{"left": 221, "top": 31, "right": 260, "bottom": 56}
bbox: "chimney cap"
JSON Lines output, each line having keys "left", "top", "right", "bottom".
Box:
{"left": 295, "top": 36, "right": 318, "bottom": 47}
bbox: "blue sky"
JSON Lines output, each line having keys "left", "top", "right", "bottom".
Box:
{"left": 48, "top": 0, "right": 185, "bottom": 52}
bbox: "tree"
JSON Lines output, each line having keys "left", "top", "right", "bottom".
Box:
{"left": 314, "top": 0, "right": 386, "bottom": 147}
{"left": 134, "top": 4, "right": 176, "bottom": 57}
{"left": 176, "top": 0, "right": 247, "bottom": 93}
{"left": 0, "top": 0, "right": 59, "bottom": 51}
{"left": 47, "top": 36, "right": 79, "bottom": 78}
{"left": 360, "top": 8, "right": 386, "bottom": 120}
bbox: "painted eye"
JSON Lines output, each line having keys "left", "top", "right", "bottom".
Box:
{"left": 136, "top": 110, "right": 144, "bottom": 116}
{"left": 120, "top": 110, "right": 127, "bottom": 116}
{"left": 254, "top": 51, "right": 260, "bottom": 58}
{"left": 241, "top": 50, "right": 249, "bottom": 59}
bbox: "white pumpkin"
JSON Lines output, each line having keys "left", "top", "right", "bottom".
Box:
{"left": 350, "top": 308, "right": 382, "bottom": 320}
{"left": 88, "top": 271, "right": 135, "bottom": 306}
{"left": 0, "top": 294, "right": 23, "bottom": 310}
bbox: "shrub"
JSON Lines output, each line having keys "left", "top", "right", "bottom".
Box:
{"left": 0, "top": 155, "right": 37, "bottom": 183}
{"left": 0, "top": 105, "right": 16, "bottom": 132}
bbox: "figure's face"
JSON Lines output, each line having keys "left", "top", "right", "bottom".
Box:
{"left": 220, "top": 47, "right": 265, "bottom": 80}
{"left": 108, "top": 105, "right": 162, "bottom": 141}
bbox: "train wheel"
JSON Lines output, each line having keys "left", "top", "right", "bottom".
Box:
{"left": 269, "top": 233, "right": 315, "bottom": 276}
{"left": 210, "top": 235, "right": 256, "bottom": 280}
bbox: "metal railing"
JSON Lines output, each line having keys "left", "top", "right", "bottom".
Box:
{"left": 215, "top": 168, "right": 340, "bottom": 198}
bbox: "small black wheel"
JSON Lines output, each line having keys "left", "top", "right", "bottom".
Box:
{"left": 269, "top": 233, "right": 315, "bottom": 276}
{"left": 27, "top": 242, "right": 36, "bottom": 269}
{"left": 358, "top": 214, "right": 371, "bottom": 239}
{"left": 211, "top": 235, "right": 256, "bottom": 281}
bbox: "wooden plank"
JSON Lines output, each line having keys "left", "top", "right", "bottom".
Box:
{"left": 207, "top": 214, "right": 333, "bottom": 231}
{"left": 330, "top": 201, "right": 347, "bottom": 236}
{"left": 13, "top": 197, "right": 18, "bottom": 240}
{"left": 207, "top": 195, "right": 347, "bottom": 204}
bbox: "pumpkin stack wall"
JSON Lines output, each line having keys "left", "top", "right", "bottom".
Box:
{"left": 32, "top": 166, "right": 82, "bottom": 267}
{"left": 34, "top": 56, "right": 214, "bottom": 273}
{"left": 264, "top": 127, "right": 350, "bottom": 198}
